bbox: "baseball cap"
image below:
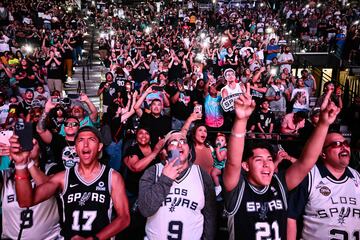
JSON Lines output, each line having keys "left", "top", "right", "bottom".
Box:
{"left": 75, "top": 126, "right": 103, "bottom": 143}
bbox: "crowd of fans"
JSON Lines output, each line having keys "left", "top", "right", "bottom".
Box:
{"left": 0, "top": 0, "right": 360, "bottom": 239}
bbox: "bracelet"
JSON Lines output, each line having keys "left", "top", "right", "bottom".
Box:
{"left": 14, "top": 174, "right": 29, "bottom": 180}
{"left": 15, "top": 163, "right": 28, "bottom": 170}
{"left": 27, "top": 159, "right": 35, "bottom": 169}
{"left": 231, "top": 132, "right": 247, "bottom": 138}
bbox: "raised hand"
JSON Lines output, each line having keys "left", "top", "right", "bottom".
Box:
{"left": 79, "top": 92, "right": 90, "bottom": 102}
{"left": 44, "top": 97, "right": 57, "bottom": 113}
{"left": 162, "top": 159, "right": 181, "bottom": 180}
{"left": 153, "top": 138, "right": 165, "bottom": 154}
{"left": 319, "top": 89, "right": 340, "bottom": 126}
{"left": 9, "top": 135, "right": 30, "bottom": 165}
{"left": 234, "top": 83, "right": 256, "bottom": 120}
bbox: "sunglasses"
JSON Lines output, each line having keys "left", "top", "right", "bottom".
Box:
{"left": 324, "top": 140, "right": 350, "bottom": 149}
{"left": 64, "top": 122, "right": 79, "bottom": 127}
{"left": 168, "top": 139, "right": 187, "bottom": 147}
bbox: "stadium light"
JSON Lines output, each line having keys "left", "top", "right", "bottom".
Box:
{"left": 145, "top": 27, "right": 152, "bottom": 34}
{"left": 24, "top": 44, "right": 33, "bottom": 54}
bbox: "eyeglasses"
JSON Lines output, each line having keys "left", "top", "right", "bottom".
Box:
{"left": 168, "top": 139, "right": 187, "bottom": 147}
{"left": 64, "top": 122, "right": 79, "bottom": 127}
{"left": 324, "top": 140, "right": 350, "bottom": 149}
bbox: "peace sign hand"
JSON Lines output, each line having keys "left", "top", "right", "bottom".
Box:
{"left": 234, "top": 83, "right": 256, "bottom": 121}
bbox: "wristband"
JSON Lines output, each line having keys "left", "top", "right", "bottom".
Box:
{"left": 230, "top": 132, "right": 246, "bottom": 138}
{"left": 15, "top": 174, "right": 29, "bottom": 180}
{"left": 27, "top": 159, "right": 35, "bottom": 169}
{"left": 15, "top": 163, "right": 28, "bottom": 170}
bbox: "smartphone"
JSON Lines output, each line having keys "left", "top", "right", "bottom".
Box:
{"left": 51, "top": 97, "right": 60, "bottom": 103}
{"left": 168, "top": 149, "right": 180, "bottom": 166}
{"left": 152, "top": 86, "right": 163, "bottom": 91}
{"left": 277, "top": 144, "right": 284, "bottom": 152}
{"left": 194, "top": 105, "right": 202, "bottom": 114}
{"left": 67, "top": 93, "right": 79, "bottom": 99}
{"left": 0, "top": 130, "right": 13, "bottom": 145}
{"left": 15, "top": 120, "right": 33, "bottom": 151}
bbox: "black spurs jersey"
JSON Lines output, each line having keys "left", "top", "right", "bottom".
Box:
{"left": 60, "top": 164, "right": 113, "bottom": 239}
{"left": 225, "top": 173, "right": 288, "bottom": 240}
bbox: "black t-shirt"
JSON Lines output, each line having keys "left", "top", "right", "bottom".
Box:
{"left": 168, "top": 63, "right": 183, "bottom": 81}
{"left": 18, "top": 100, "right": 32, "bottom": 115}
{"left": 167, "top": 87, "right": 193, "bottom": 120}
{"left": 16, "top": 67, "right": 35, "bottom": 88}
{"left": 99, "top": 82, "right": 117, "bottom": 106}
{"left": 133, "top": 65, "right": 149, "bottom": 83}
{"left": 50, "top": 133, "right": 76, "bottom": 169}
{"left": 62, "top": 44, "right": 73, "bottom": 59}
{"left": 254, "top": 110, "right": 275, "bottom": 133}
{"left": 123, "top": 144, "right": 158, "bottom": 196}
{"left": 139, "top": 113, "right": 172, "bottom": 145}
{"left": 47, "top": 58, "right": 64, "bottom": 79}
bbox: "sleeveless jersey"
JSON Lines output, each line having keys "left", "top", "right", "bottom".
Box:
{"left": 301, "top": 165, "right": 360, "bottom": 240}
{"left": 1, "top": 170, "right": 60, "bottom": 240}
{"left": 226, "top": 174, "right": 288, "bottom": 240}
{"left": 60, "top": 164, "right": 113, "bottom": 239}
{"left": 145, "top": 164, "right": 205, "bottom": 240}
{"left": 222, "top": 83, "right": 244, "bottom": 96}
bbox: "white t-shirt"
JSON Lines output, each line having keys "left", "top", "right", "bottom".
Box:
{"left": 278, "top": 52, "right": 294, "bottom": 72}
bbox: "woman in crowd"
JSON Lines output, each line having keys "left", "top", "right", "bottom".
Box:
{"left": 121, "top": 127, "right": 165, "bottom": 239}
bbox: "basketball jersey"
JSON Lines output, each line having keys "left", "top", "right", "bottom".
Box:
{"left": 301, "top": 165, "right": 360, "bottom": 240}
{"left": 226, "top": 174, "right": 288, "bottom": 240}
{"left": 145, "top": 164, "right": 205, "bottom": 240}
{"left": 60, "top": 164, "right": 113, "bottom": 239}
{"left": 1, "top": 170, "right": 60, "bottom": 240}
{"left": 223, "top": 83, "right": 244, "bottom": 96}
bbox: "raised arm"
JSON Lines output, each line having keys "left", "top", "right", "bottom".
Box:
{"left": 223, "top": 83, "right": 256, "bottom": 192}
{"left": 285, "top": 90, "right": 340, "bottom": 191}
{"left": 37, "top": 98, "right": 57, "bottom": 144}
{"left": 124, "top": 139, "right": 165, "bottom": 173}
{"left": 10, "top": 135, "right": 63, "bottom": 208}
{"left": 80, "top": 93, "right": 98, "bottom": 123}
{"left": 134, "top": 86, "right": 152, "bottom": 117}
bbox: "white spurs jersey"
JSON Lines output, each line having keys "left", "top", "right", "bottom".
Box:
{"left": 1, "top": 170, "right": 60, "bottom": 240}
{"left": 302, "top": 165, "right": 360, "bottom": 240}
{"left": 145, "top": 164, "right": 205, "bottom": 240}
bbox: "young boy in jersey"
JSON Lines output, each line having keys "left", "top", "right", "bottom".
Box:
{"left": 253, "top": 99, "right": 275, "bottom": 139}
{"left": 210, "top": 132, "right": 227, "bottom": 196}
{"left": 223, "top": 83, "right": 340, "bottom": 240}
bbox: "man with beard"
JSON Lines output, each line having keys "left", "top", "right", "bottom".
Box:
{"left": 278, "top": 46, "right": 294, "bottom": 73}
{"left": 287, "top": 132, "right": 360, "bottom": 240}
{"left": 37, "top": 98, "right": 81, "bottom": 169}
{"left": 58, "top": 93, "right": 99, "bottom": 136}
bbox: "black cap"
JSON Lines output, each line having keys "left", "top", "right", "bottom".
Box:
{"left": 75, "top": 126, "right": 103, "bottom": 143}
